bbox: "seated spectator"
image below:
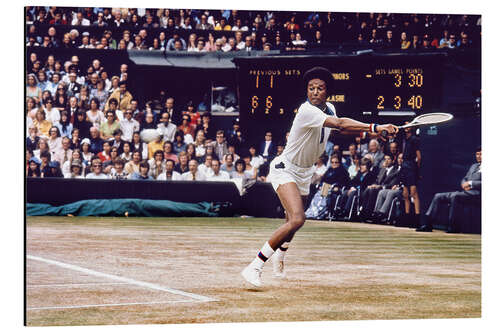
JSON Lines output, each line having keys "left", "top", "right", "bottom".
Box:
{"left": 39, "top": 150, "right": 52, "bottom": 177}
{"left": 86, "top": 98, "right": 105, "bottom": 128}
{"left": 148, "top": 149, "right": 165, "bottom": 179}
{"left": 66, "top": 158, "right": 85, "bottom": 178}
{"left": 109, "top": 158, "right": 129, "bottom": 180}
{"left": 47, "top": 126, "right": 63, "bottom": 153}
{"left": 107, "top": 97, "right": 124, "bottom": 121}
{"left": 140, "top": 111, "right": 157, "bottom": 132}
{"left": 173, "top": 131, "right": 187, "bottom": 154}
{"left": 311, "top": 154, "right": 329, "bottom": 186}
{"left": 125, "top": 150, "right": 142, "bottom": 175}
{"left": 221, "top": 154, "right": 235, "bottom": 173}
{"left": 417, "top": 147, "right": 482, "bottom": 233}
{"left": 69, "top": 128, "right": 81, "bottom": 150}
{"left": 163, "top": 141, "right": 178, "bottom": 164}
{"left": 198, "top": 154, "right": 214, "bottom": 178}
{"left": 157, "top": 159, "right": 182, "bottom": 181}
{"left": 207, "top": 158, "right": 230, "bottom": 181}
{"left": 88, "top": 126, "right": 104, "bottom": 154}
{"left": 259, "top": 131, "right": 277, "bottom": 163}
{"left": 90, "top": 79, "right": 109, "bottom": 110}
{"left": 174, "top": 151, "right": 189, "bottom": 174}
{"left": 147, "top": 129, "right": 165, "bottom": 159}
{"left": 53, "top": 136, "right": 73, "bottom": 165}
{"left": 85, "top": 157, "right": 109, "bottom": 179}
{"left": 178, "top": 114, "right": 196, "bottom": 138}
{"left": 43, "top": 97, "right": 61, "bottom": 124}
{"left": 336, "top": 157, "right": 376, "bottom": 219}
{"left": 359, "top": 154, "right": 401, "bottom": 220}
{"left": 27, "top": 157, "right": 42, "bottom": 178}
{"left": 373, "top": 153, "right": 403, "bottom": 223}
{"left": 100, "top": 110, "right": 120, "bottom": 141}
{"left": 120, "top": 141, "right": 133, "bottom": 161}
{"left": 27, "top": 74, "right": 42, "bottom": 104}
{"left": 55, "top": 110, "right": 73, "bottom": 139}
{"left": 366, "top": 139, "right": 384, "bottom": 173}
{"left": 120, "top": 107, "right": 140, "bottom": 142}
{"left": 80, "top": 138, "right": 93, "bottom": 166}
{"left": 106, "top": 81, "right": 133, "bottom": 111}
{"left": 210, "top": 130, "right": 229, "bottom": 161}
{"left": 166, "top": 31, "right": 187, "bottom": 51}
{"left": 73, "top": 111, "right": 92, "bottom": 139}
{"left": 241, "top": 154, "right": 257, "bottom": 179}
{"left": 103, "top": 146, "right": 120, "bottom": 172}
{"left": 97, "top": 141, "right": 112, "bottom": 163}
{"left": 182, "top": 159, "right": 206, "bottom": 181}
{"left": 62, "top": 149, "right": 82, "bottom": 177}
{"left": 26, "top": 125, "right": 40, "bottom": 152}
{"left": 110, "top": 129, "right": 125, "bottom": 154}
{"left": 248, "top": 145, "right": 264, "bottom": 170}
{"left": 157, "top": 111, "right": 177, "bottom": 142}
{"left": 131, "top": 131, "right": 149, "bottom": 160}
{"left": 231, "top": 159, "right": 253, "bottom": 180}
{"left": 44, "top": 161, "right": 64, "bottom": 178}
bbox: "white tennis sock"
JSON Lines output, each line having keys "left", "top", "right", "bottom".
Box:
{"left": 251, "top": 242, "right": 275, "bottom": 269}
{"left": 274, "top": 242, "right": 290, "bottom": 260}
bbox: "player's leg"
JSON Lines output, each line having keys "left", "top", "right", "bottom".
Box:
{"left": 272, "top": 194, "right": 308, "bottom": 277}
{"left": 242, "top": 182, "right": 305, "bottom": 286}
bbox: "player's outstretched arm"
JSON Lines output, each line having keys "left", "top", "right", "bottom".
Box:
{"left": 323, "top": 116, "right": 398, "bottom": 134}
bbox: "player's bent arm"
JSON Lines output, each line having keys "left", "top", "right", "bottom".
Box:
{"left": 324, "top": 117, "right": 399, "bottom": 134}
{"left": 416, "top": 150, "right": 422, "bottom": 168}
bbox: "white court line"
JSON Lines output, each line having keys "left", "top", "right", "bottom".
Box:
{"left": 27, "top": 300, "right": 204, "bottom": 311}
{"left": 27, "top": 282, "right": 129, "bottom": 288}
{"left": 27, "top": 255, "right": 216, "bottom": 302}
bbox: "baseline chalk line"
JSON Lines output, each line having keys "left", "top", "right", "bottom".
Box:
{"left": 27, "top": 300, "right": 205, "bottom": 311}
{"left": 27, "top": 255, "right": 216, "bottom": 302}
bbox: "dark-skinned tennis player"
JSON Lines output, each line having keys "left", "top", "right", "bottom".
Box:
{"left": 241, "top": 67, "right": 399, "bottom": 287}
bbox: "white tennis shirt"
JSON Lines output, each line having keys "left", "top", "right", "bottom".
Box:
{"left": 282, "top": 101, "right": 336, "bottom": 168}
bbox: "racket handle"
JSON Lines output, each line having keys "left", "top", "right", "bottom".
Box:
{"left": 381, "top": 130, "right": 388, "bottom": 139}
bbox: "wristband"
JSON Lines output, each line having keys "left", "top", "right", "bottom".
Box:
{"left": 370, "top": 123, "right": 379, "bottom": 133}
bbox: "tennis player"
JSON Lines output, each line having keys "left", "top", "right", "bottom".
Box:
{"left": 241, "top": 67, "right": 399, "bottom": 287}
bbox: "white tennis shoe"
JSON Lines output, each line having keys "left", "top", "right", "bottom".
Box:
{"left": 272, "top": 252, "right": 286, "bottom": 278}
{"left": 241, "top": 264, "right": 262, "bottom": 287}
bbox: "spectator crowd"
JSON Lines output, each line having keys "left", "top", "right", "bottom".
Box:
{"left": 26, "top": 7, "right": 480, "bottom": 52}
{"left": 26, "top": 7, "right": 481, "bottom": 228}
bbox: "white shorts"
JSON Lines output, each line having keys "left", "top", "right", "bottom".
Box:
{"left": 267, "top": 154, "right": 315, "bottom": 196}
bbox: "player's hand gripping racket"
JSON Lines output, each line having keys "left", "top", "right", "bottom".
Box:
{"left": 381, "top": 113, "right": 453, "bottom": 137}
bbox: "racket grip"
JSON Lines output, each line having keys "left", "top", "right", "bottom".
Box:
{"left": 381, "top": 130, "right": 388, "bottom": 139}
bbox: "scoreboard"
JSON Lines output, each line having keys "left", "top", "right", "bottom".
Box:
{"left": 233, "top": 53, "right": 445, "bottom": 143}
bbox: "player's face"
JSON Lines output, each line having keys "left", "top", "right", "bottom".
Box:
{"left": 476, "top": 151, "right": 481, "bottom": 163}
{"left": 307, "top": 79, "right": 327, "bottom": 106}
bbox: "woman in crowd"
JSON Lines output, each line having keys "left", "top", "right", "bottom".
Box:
{"left": 27, "top": 157, "right": 41, "bottom": 178}
{"left": 42, "top": 97, "right": 60, "bottom": 124}
{"left": 70, "top": 128, "right": 81, "bottom": 149}
{"left": 187, "top": 33, "right": 197, "bottom": 51}
{"left": 33, "top": 109, "right": 52, "bottom": 137}
{"left": 186, "top": 143, "right": 196, "bottom": 161}
{"left": 26, "top": 97, "right": 38, "bottom": 120}
{"left": 26, "top": 125, "right": 40, "bottom": 151}
{"left": 27, "top": 74, "right": 42, "bottom": 104}
{"left": 231, "top": 159, "right": 253, "bottom": 181}
{"left": 100, "top": 110, "right": 120, "bottom": 141}
{"left": 47, "top": 126, "right": 63, "bottom": 153}
{"left": 33, "top": 137, "right": 50, "bottom": 160}
{"left": 90, "top": 79, "right": 109, "bottom": 111}
{"left": 120, "top": 141, "right": 133, "bottom": 161}
{"left": 80, "top": 138, "right": 93, "bottom": 167}
{"left": 47, "top": 72, "right": 61, "bottom": 97}
{"left": 97, "top": 141, "right": 112, "bottom": 163}
{"left": 348, "top": 153, "right": 362, "bottom": 179}
{"left": 204, "top": 33, "right": 217, "bottom": 51}
{"left": 73, "top": 110, "right": 92, "bottom": 139}
{"left": 173, "top": 130, "right": 186, "bottom": 154}
{"left": 194, "top": 130, "right": 206, "bottom": 158}
{"left": 86, "top": 98, "right": 105, "bottom": 128}
{"left": 62, "top": 149, "right": 83, "bottom": 177}
{"left": 132, "top": 131, "right": 149, "bottom": 160}
{"left": 66, "top": 159, "right": 85, "bottom": 179}
{"left": 43, "top": 55, "right": 56, "bottom": 77}
{"left": 55, "top": 110, "right": 73, "bottom": 139}
{"left": 53, "top": 84, "right": 68, "bottom": 111}
{"left": 401, "top": 31, "right": 411, "bottom": 49}
{"left": 37, "top": 70, "right": 49, "bottom": 92}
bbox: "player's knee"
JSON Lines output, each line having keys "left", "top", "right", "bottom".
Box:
{"left": 288, "top": 212, "right": 305, "bottom": 230}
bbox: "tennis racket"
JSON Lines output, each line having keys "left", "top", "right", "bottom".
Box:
{"left": 381, "top": 112, "right": 453, "bottom": 137}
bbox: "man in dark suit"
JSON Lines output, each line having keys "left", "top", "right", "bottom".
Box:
{"left": 417, "top": 147, "right": 482, "bottom": 233}
{"left": 359, "top": 154, "right": 400, "bottom": 219}
{"left": 259, "top": 131, "right": 277, "bottom": 163}
{"left": 66, "top": 72, "right": 81, "bottom": 97}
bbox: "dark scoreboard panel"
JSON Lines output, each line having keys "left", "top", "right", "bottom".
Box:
{"left": 233, "top": 54, "right": 445, "bottom": 143}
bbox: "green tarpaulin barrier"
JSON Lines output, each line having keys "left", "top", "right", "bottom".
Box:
{"left": 26, "top": 199, "right": 226, "bottom": 217}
